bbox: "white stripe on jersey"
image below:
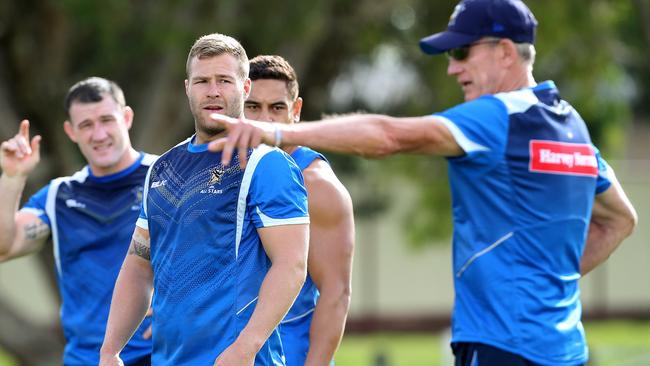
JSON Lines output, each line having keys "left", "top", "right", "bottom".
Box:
{"left": 46, "top": 169, "right": 90, "bottom": 276}
{"left": 281, "top": 308, "right": 315, "bottom": 324}
{"left": 255, "top": 207, "right": 310, "bottom": 227}
{"left": 235, "top": 144, "right": 276, "bottom": 259}
{"left": 437, "top": 116, "right": 490, "bottom": 154}
{"left": 494, "top": 88, "right": 538, "bottom": 114}
{"left": 137, "top": 161, "right": 155, "bottom": 230}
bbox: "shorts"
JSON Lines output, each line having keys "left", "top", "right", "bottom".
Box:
{"left": 125, "top": 354, "right": 151, "bottom": 366}
{"left": 452, "top": 342, "right": 584, "bottom": 366}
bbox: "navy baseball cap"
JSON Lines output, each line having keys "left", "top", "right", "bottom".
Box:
{"left": 419, "top": 0, "right": 538, "bottom": 55}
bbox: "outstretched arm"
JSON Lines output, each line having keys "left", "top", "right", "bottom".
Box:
{"left": 100, "top": 226, "right": 154, "bottom": 365}
{"left": 581, "top": 169, "right": 637, "bottom": 275}
{"left": 215, "top": 223, "right": 309, "bottom": 366}
{"left": 0, "top": 120, "right": 47, "bottom": 260}
{"left": 207, "top": 114, "right": 462, "bottom": 168}
{"left": 302, "top": 160, "right": 354, "bottom": 366}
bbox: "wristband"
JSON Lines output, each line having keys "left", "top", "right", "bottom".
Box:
{"left": 273, "top": 124, "right": 283, "bottom": 147}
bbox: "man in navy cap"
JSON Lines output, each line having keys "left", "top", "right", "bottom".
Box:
{"left": 206, "top": 1, "right": 638, "bottom": 365}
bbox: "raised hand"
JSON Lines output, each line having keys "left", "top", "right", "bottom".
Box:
{"left": 0, "top": 120, "right": 42, "bottom": 178}
{"left": 206, "top": 113, "right": 275, "bottom": 168}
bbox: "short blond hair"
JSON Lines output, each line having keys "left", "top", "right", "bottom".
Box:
{"left": 186, "top": 33, "right": 249, "bottom": 80}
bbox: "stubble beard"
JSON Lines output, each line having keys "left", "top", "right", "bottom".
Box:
{"left": 191, "top": 97, "right": 242, "bottom": 138}
{"left": 195, "top": 115, "right": 226, "bottom": 136}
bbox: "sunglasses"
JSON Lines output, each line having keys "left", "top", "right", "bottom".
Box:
{"left": 446, "top": 39, "right": 501, "bottom": 61}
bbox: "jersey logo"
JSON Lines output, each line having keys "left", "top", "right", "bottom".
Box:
{"left": 151, "top": 180, "right": 167, "bottom": 188}
{"left": 65, "top": 199, "right": 86, "bottom": 208}
{"left": 209, "top": 166, "right": 225, "bottom": 185}
{"left": 529, "top": 140, "right": 598, "bottom": 177}
{"left": 199, "top": 166, "right": 226, "bottom": 194}
{"left": 448, "top": 3, "right": 466, "bottom": 26}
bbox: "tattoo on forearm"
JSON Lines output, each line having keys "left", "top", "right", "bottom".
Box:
{"left": 24, "top": 222, "right": 50, "bottom": 241}
{"left": 128, "top": 236, "right": 151, "bottom": 260}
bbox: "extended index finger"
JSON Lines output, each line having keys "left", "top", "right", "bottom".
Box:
{"left": 18, "top": 120, "right": 30, "bottom": 139}
{"left": 221, "top": 124, "right": 242, "bottom": 168}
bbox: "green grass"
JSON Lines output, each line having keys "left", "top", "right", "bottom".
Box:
{"left": 585, "top": 320, "right": 650, "bottom": 366}
{"left": 0, "top": 351, "right": 15, "bottom": 366}
{"left": 335, "top": 333, "right": 445, "bottom": 366}
{"left": 334, "top": 321, "right": 650, "bottom": 366}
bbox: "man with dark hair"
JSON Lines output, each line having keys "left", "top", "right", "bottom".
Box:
{"left": 248, "top": 55, "right": 300, "bottom": 101}
{"left": 0, "top": 76, "right": 155, "bottom": 365}
{"left": 208, "top": 1, "right": 638, "bottom": 365}
{"left": 246, "top": 55, "right": 354, "bottom": 366}
{"left": 100, "top": 34, "right": 310, "bottom": 366}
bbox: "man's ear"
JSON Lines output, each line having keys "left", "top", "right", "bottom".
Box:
{"left": 499, "top": 39, "right": 519, "bottom": 67}
{"left": 124, "top": 106, "right": 134, "bottom": 130}
{"left": 292, "top": 97, "right": 303, "bottom": 123}
{"left": 243, "top": 78, "right": 251, "bottom": 99}
{"left": 63, "top": 120, "right": 77, "bottom": 143}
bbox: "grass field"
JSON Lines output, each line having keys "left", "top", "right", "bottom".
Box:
{"left": 334, "top": 320, "right": 650, "bottom": 366}
{"left": 1, "top": 320, "right": 649, "bottom": 365}
{"left": 0, "top": 352, "right": 13, "bottom": 366}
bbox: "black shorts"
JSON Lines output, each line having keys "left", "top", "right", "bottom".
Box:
{"left": 125, "top": 354, "right": 151, "bottom": 366}
{"left": 452, "top": 342, "right": 584, "bottom": 366}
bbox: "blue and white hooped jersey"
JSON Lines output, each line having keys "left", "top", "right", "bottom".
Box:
{"left": 137, "top": 137, "right": 309, "bottom": 366}
{"left": 436, "top": 81, "right": 611, "bottom": 366}
{"left": 20, "top": 152, "right": 157, "bottom": 366}
{"left": 279, "top": 147, "right": 330, "bottom": 366}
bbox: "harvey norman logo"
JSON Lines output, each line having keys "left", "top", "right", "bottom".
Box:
{"left": 529, "top": 140, "right": 598, "bottom": 177}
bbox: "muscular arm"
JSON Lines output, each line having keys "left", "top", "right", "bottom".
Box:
{"left": 284, "top": 115, "right": 463, "bottom": 158}
{"left": 302, "top": 160, "right": 354, "bottom": 366}
{"left": 0, "top": 178, "right": 49, "bottom": 261}
{"left": 218, "top": 223, "right": 309, "bottom": 363}
{"left": 207, "top": 114, "right": 463, "bottom": 167}
{"left": 100, "top": 226, "right": 153, "bottom": 363}
{"left": 581, "top": 169, "right": 637, "bottom": 275}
